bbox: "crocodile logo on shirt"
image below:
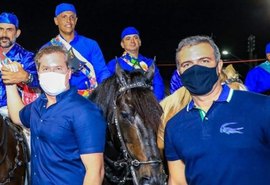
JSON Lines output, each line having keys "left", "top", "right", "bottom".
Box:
{"left": 220, "top": 122, "right": 244, "bottom": 135}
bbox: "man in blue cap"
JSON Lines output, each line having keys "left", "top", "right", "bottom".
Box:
{"left": 42, "top": 3, "right": 110, "bottom": 98}
{"left": 107, "top": 26, "right": 165, "bottom": 101}
{"left": 245, "top": 42, "right": 270, "bottom": 94}
{"left": 0, "top": 12, "right": 39, "bottom": 115}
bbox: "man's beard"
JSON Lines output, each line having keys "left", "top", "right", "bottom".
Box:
{"left": 0, "top": 37, "right": 15, "bottom": 48}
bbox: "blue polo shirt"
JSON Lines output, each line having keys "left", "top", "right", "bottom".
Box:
{"left": 165, "top": 85, "right": 270, "bottom": 185}
{"left": 20, "top": 87, "right": 106, "bottom": 185}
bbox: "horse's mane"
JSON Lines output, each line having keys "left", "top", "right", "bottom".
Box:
{"left": 220, "top": 64, "right": 247, "bottom": 91}
{"left": 157, "top": 64, "right": 247, "bottom": 149}
{"left": 89, "top": 75, "right": 118, "bottom": 122}
{"left": 90, "top": 70, "right": 163, "bottom": 133}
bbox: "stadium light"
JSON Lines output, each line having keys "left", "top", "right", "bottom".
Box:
{"left": 221, "top": 50, "right": 241, "bottom": 60}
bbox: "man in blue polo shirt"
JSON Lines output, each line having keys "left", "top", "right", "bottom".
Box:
{"left": 6, "top": 45, "right": 106, "bottom": 185}
{"left": 165, "top": 35, "right": 270, "bottom": 185}
{"left": 42, "top": 3, "right": 111, "bottom": 98}
{"left": 107, "top": 26, "right": 165, "bottom": 101}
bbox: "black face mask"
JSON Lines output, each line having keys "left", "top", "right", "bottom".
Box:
{"left": 180, "top": 65, "right": 218, "bottom": 95}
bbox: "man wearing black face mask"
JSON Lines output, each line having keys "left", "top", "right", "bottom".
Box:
{"left": 164, "top": 35, "right": 270, "bottom": 185}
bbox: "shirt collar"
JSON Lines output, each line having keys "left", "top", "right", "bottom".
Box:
{"left": 40, "top": 87, "right": 77, "bottom": 103}
{"left": 59, "top": 31, "right": 78, "bottom": 43}
{"left": 122, "top": 52, "right": 144, "bottom": 61}
{"left": 5, "top": 43, "right": 19, "bottom": 56}
{"left": 186, "top": 84, "right": 233, "bottom": 111}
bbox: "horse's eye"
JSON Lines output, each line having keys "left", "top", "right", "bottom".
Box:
{"left": 120, "top": 111, "right": 135, "bottom": 123}
{"left": 120, "top": 112, "right": 129, "bottom": 119}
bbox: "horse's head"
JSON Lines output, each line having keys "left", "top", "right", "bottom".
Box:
{"left": 90, "top": 62, "right": 167, "bottom": 185}
{"left": 114, "top": 63, "right": 166, "bottom": 184}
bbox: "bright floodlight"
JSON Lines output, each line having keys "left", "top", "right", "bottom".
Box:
{"left": 222, "top": 50, "right": 229, "bottom": 55}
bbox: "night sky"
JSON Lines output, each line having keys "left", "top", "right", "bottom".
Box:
{"left": 1, "top": 0, "right": 270, "bottom": 79}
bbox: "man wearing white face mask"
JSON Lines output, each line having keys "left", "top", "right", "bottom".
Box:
{"left": 5, "top": 45, "right": 106, "bottom": 185}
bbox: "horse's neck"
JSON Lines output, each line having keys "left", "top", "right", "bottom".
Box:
{"left": 160, "top": 87, "right": 191, "bottom": 124}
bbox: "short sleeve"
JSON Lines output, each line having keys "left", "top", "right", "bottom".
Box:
{"left": 73, "top": 102, "right": 107, "bottom": 154}
{"left": 19, "top": 103, "right": 32, "bottom": 128}
{"left": 164, "top": 120, "right": 181, "bottom": 161}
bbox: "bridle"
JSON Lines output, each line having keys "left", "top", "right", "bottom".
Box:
{"left": 0, "top": 117, "right": 30, "bottom": 185}
{"left": 104, "top": 81, "right": 166, "bottom": 185}
{"left": 224, "top": 77, "right": 243, "bottom": 84}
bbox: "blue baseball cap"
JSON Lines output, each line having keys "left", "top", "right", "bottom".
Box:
{"left": 0, "top": 12, "right": 19, "bottom": 28}
{"left": 266, "top": 43, "right": 270, "bottom": 54}
{"left": 121, "top": 26, "right": 140, "bottom": 39}
{"left": 55, "top": 3, "right": 77, "bottom": 17}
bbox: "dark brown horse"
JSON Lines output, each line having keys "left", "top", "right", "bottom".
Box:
{"left": 0, "top": 116, "right": 29, "bottom": 185}
{"left": 90, "top": 63, "right": 167, "bottom": 185}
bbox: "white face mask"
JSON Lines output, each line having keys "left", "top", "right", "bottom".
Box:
{"left": 39, "top": 72, "right": 68, "bottom": 96}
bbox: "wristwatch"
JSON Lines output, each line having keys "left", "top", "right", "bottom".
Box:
{"left": 23, "top": 73, "right": 33, "bottom": 84}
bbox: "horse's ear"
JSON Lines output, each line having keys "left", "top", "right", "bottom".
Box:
{"left": 145, "top": 56, "right": 155, "bottom": 82}
{"left": 115, "top": 57, "right": 128, "bottom": 86}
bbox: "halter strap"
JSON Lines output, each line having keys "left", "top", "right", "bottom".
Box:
{"left": 225, "top": 77, "right": 243, "bottom": 84}
{"left": 118, "top": 81, "right": 153, "bottom": 93}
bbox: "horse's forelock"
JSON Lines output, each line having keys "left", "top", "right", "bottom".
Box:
{"left": 90, "top": 71, "right": 162, "bottom": 133}
{"left": 129, "top": 87, "right": 163, "bottom": 134}
{"left": 120, "top": 70, "right": 162, "bottom": 133}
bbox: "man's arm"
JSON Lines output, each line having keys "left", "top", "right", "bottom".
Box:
{"left": 81, "top": 153, "right": 104, "bottom": 185}
{"left": 168, "top": 160, "right": 187, "bottom": 185}
{"left": 6, "top": 84, "right": 25, "bottom": 125}
{"left": 89, "top": 41, "right": 111, "bottom": 83}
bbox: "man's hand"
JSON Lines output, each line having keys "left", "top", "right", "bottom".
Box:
{"left": 1, "top": 62, "right": 29, "bottom": 85}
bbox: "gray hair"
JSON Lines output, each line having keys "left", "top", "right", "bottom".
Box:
{"left": 175, "top": 35, "right": 221, "bottom": 68}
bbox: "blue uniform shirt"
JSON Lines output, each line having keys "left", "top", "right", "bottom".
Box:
{"left": 107, "top": 54, "right": 165, "bottom": 101}
{"left": 165, "top": 85, "right": 270, "bottom": 185}
{"left": 170, "top": 69, "right": 183, "bottom": 94}
{"left": 20, "top": 87, "right": 107, "bottom": 185}
{"left": 43, "top": 32, "right": 111, "bottom": 90}
{"left": 0, "top": 43, "right": 38, "bottom": 107}
{"left": 245, "top": 61, "right": 270, "bottom": 93}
